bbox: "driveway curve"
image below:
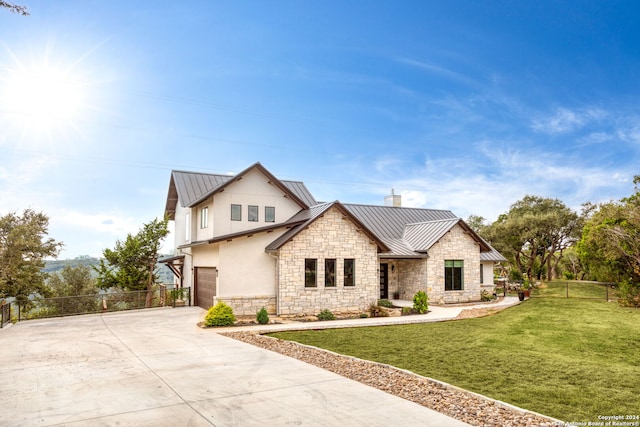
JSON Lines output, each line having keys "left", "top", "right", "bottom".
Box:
{"left": 0, "top": 307, "right": 468, "bottom": 427}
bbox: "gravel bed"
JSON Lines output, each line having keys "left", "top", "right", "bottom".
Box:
{"left": 222, "top": 326, "right": 560, "bottom": 427}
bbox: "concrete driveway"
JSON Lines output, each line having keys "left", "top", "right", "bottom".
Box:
{"left": 0, "top": 307, "right": 468, "bottom": 427}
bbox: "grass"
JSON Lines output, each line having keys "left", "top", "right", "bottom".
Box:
{"left": 270, "top": 292, "right": 640, "bottom": 421}
{"left": 532, "top": 280, "right": 620, "bottom": 300}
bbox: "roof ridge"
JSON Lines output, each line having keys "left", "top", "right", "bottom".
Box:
{"left": 342, "top": 202, "right": 455, "bottom": 212}
{"left": 404, "top": 218, "right": 461, "bottom": 226}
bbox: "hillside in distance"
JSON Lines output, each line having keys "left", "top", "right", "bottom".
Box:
{"left": 44, "top": 256, "right": 175, "bottom": 284}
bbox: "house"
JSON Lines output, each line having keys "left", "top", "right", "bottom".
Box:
{"left": 162, "top": 162, "right": 506, "bottom": 316}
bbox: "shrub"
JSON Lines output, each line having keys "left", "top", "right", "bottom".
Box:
{"left": 401, "top": 307, "right": 412, "bottom": 315}
{"left": 481, "top": 290, "right": 496, "bottom": 302}
{"left": 412, "top": 290, "right": 429, "bottom": 314}
{"left": 368, "top": 302, "right": 389, "bottom": 318}
{"left": 359, "top": 312, "right": 369, "bottom": 318}
{"left": 256, "top": 307, "right": 269, "bottom": 325}
{"left": 204, "top": 301, "right": 236, "bottom": 327}
{"left": 317, "top": 309, "right": 335, "bottom": 321}
{"left": 377, "top": 299, "right": 394, "bottom": 308}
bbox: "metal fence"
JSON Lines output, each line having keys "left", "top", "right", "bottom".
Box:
{"left": 6, "top": 286, "right": 192, "bottom": 322}
{"left": 529, "top": 281, "right": 618, "bottom": 301}
{"left": 1, "top": 303, "right": 10, "bottom": 328}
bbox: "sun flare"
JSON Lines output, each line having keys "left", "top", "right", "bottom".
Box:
{"left": 1, "top": 60, "right": 87, "bottom": 135}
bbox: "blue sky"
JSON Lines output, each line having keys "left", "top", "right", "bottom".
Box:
{"left": 1, "top": 1, "right": 639, "bottom": 259}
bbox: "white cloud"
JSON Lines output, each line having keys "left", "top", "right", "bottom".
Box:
{"left": 531, "top": 107, "right": 606, "bottom": 134}
{"left": 53, "top": 209, "right": 139, "bottom": 236}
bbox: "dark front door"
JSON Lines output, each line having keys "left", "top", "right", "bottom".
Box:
{"left": 379, "top": 263, "right": 389, "bottom": 299}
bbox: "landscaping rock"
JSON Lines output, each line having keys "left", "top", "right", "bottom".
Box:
{"left": 223, "top": 330, "right": 559, "bottom": 427}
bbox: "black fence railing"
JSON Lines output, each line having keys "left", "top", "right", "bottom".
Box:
{"left": 1, "top": 303, "right": 10, "bottom": 328}
{"left": 6, "top": 286, "right": 192, "bottom": 322}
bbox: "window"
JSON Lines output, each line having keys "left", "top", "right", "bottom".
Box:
{"left": 325, "top": 259, "right": 336, "bottom": 287}
{"left": 344, "top": 259, "right": 355, "bottom": 287}
{"left": 480, "top": 263, "right": 484, "bottom": 284}
{"left": 305, "top": 259, "right": 317, "bottom": 288}
{"left": 231, "top": 204, "right": 242, "bottom": 221}
{"left": 445, "top": 260, "right": 464, "bottom": 291}
{"left": 248, "top": 205, "right": 258, "bottom": 222}
{"left": 200, "top": 207, "right": 208, "bottom": 229}
{"left": 265, "top": 206, "right": 275, "bottom": 223}
{"left": 185, "top": 213, "right": 190, "bottom": 241}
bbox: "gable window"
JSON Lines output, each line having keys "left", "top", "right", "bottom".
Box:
{"left": 265, "top": 206, "right": 275, "bottom": 223}
{"left": 325, "top": 259, "right": 336, "bottom": 287}
{"left": 305, "top": 259, "right": 317, "bottom": 288}
{"left": 248, "top": 205, "right": 258, "bottom": 222}
{"left": 445, "top": 260, "right": 464, "bottom": 291}
{"left": 231, "top": 204, "right": 242, "bottom": 221}
{"left": 344, "top": 259, "right": 355, "bottom": 287}
{"left": 185, "top": 213, "right": 190, "bottom": 241}
{"left": 200, "top": 207, "right": 208, "bottom": 229}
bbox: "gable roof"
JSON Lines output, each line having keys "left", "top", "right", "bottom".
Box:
{"left": 164, "top": 162, "right": 317, "bottom": 219}
{"left": 403, "top": 218, "right": 492, "bottom": 253}
{"left": 265, "top": 201, "right": 389, "bottom": 253}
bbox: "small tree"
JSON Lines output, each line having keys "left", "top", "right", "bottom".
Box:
{"left": 413, "top": 290, "right": 429, "bottom": 314}
{"left": 0, "top": 210, "right": 62, "bottom": 310}
{"left": 256, "top": 307, "right": 269, "bottom": 325}
{"left": 47, "top": 265, "right": 99, "bottom": 314}
{"left": 95, "top": 217, "right": 169, "bottom": 307}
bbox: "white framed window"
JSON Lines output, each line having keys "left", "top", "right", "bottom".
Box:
{"left": 231, "top": 204, "right": 241, "bottom": 221}
{"left": 265, "top": 206, "right": 275, "bottom": 223}
{"left": 200, "top": 206, "right": 208, "bottom": 229}
{"left": 248, "top": 205, "right": 258, "bottom": 222}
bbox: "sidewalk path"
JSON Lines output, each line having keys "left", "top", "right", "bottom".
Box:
{"left": 218, "top": 296, "right": 521, "bottom": 333}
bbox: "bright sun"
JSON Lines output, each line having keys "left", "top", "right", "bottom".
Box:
{"left": 1, "top": 61, "right": 86, "bottom": 135}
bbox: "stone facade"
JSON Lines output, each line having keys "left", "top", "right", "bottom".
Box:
{"left": 275, "top": 207, "right": 379, "bottom": 316}
{"left": 395, "top": 259, "right": 427, "bottom": 300}
{"left": 215, "top": 295, "right": 276, "bottom": 316}
{"left": 425, "top": 225, "right": 482, "bottom": 304}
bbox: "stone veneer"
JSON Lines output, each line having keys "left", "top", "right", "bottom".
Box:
{"left": 214, "top": 295, "right": 276, "bottom": 316}
{"left": 425, "top": 224, "right": 482, "bottom": 304}
{"left": 395, "top": 259, "right": 427, "bottom": 300}
{"left": 275, "top": 207, "right": 380, "bottom": 316}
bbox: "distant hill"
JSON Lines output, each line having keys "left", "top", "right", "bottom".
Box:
{"left": 44, "top": 256, "right": 176, "bottom": 284}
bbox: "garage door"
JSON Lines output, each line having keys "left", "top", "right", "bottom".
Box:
{"left": 195, "top": 267, "right": 217, "bottom": 310}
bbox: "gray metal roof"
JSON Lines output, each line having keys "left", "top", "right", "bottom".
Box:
{"left": 342, "top": 204, "right": 457, "bottom": 240}
{"left": 172, "top": 170, "right": 232, "bottom": 207}
{"left": 403, "top": 218, "right": 462, "bottom": 252}
{"left": 165, "top": 164, "right": 317, "bottom": 219}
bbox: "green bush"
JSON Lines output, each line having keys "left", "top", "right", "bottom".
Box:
{"left": 317, "top": 309, "right": 336, "bottom": 321}
{"left": 256, "top": 307, "right": 269, "bottom": 325}
{"left": 401, "top": 307, "right": 412, "bottom": 315}
{"left": 412, "top": 290, "right": 429, "bottom": 314}
{"left": 377, "top": 299, "right": 394, "bottom": 308}
{"left": 481, "top": 289, "right": 496, "bottom": 302}
{"left": 204, "top": 301, "right": 236, "bottom": 327}
{"left": 359, "top": 312, "right": 369, "bottom": 318}
{"left": 368, "top": 303, "right": 389, "bottom": 318}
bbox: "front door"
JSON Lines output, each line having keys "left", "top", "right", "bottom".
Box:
{"left": 379, "top": 263, "right": 389, "bottom": 299}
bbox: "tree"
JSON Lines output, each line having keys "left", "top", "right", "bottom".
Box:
{"left": 577, "top": 176, "right": 640, "bottom": 306}
{"left": 47, "top": 265, "right": 100, "bottom": 315}
{"left": 1, "top": 1, "right": 29, "bottom": 15}
{"left": 95, "top": 217, "right": 169, "bottom": 307}
{"left": 466, "top": 214, "right": 488, "bottom": 235}
{"left": 484, "top": 195, "right": 581, "bottom": 281}
{"left": 0, "top": 210, "right": 63, "bottom": 309}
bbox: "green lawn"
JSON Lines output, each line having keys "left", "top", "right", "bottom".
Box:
{"left": 270, "top": 296, "right": 640, "bottom": 421}
{"left": 532, "top": 280, "right": 619, "bottom": 300}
